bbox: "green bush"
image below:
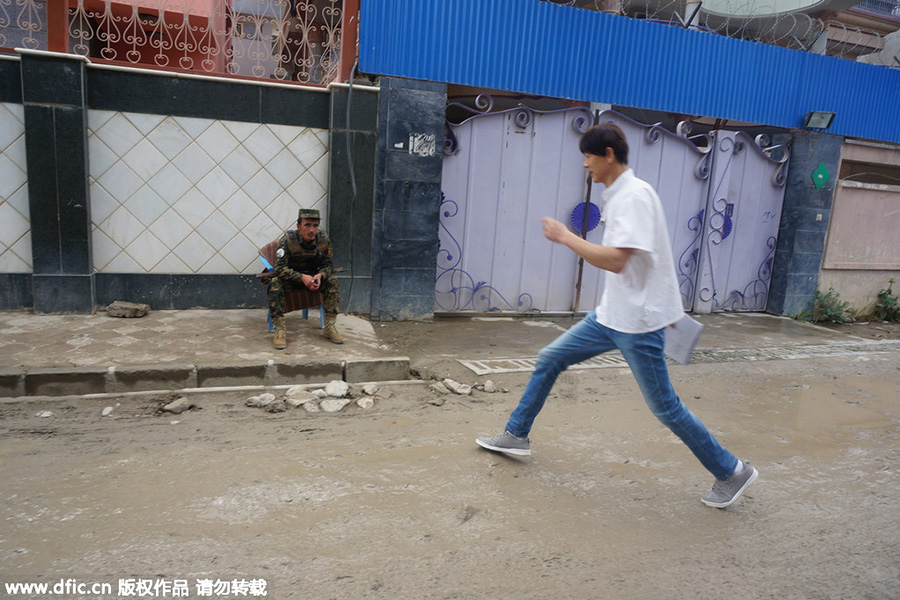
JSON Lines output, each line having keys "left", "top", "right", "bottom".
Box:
{"left": 812, "top": 287, "right": 855, "bottom": 324}
{"left": 872, "top": 278, "right": 900, "bottom": 322}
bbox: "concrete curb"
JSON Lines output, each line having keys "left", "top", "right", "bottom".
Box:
{"left": 0, "top": 357, "right": 410, "bottom": 399}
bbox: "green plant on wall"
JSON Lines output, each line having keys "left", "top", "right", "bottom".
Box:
{"left": 872, "top": 278, "right": 899, "bottom": 322}
{"left": 812, "top": 287, "right": 855, "bottom": 323}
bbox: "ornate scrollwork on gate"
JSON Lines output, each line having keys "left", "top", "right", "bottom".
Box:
{"left": 740, "top": 131, "right": 790, "bottom": 187}
{"left": 694, "top": 151, "right": 713, "bottom": 180}
{"left": 572, "top": 112, "right": 593, "bottom": 134}
{"left": 716, "top": 236, "right": 777, "bottom": 311}
{"left": 696, "top": 136, "right": 734, "bottom": 307}
{"left": 697, "top": 130, "right": 788, "bottom": 311}
{"left": 444, "top": 93, "right": 595, "bottom": 156}
{"left": 599, "top": 111, "right": 714, "bottom": 182}
{"left": 513, "top": 107, "right": 533, "bottom": 129}
{"left": 645, "top": 123, "right": 665, "bottom": 144}
{"left": 677, "top": 208, "right": 705, "bottom": 307}
{"left": 435, "top": 192, "right": 536, "bottom": 312}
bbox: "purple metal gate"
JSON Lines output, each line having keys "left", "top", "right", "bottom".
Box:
{"left": 438, "top": 104, "right": 789, "bottom": 314}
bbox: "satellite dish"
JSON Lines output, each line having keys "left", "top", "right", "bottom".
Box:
{"left": 700, "top": 0, "right": 858, "bottom": 18}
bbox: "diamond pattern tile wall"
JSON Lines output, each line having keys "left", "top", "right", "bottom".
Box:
{"left": 88, "top": 110, "right": 329, "bottom": 274}
{"left": 0, "top": 102, "right": 31, "bottom": 273}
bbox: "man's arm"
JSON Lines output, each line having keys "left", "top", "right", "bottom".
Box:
{"left": 541, "top": 217, "right": 633, "bottom": 274}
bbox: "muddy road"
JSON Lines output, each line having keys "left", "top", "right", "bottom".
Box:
{"left": 2, "top": 348, "right": 899, "bottom": 599}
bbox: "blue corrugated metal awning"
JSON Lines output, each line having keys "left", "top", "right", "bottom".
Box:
{"left": 359, "top": 0, "right": 900, "bottom": 144}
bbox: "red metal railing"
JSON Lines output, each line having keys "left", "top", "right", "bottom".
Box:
{"left": 1, "top": 0, "right": 358, "bottom": 86}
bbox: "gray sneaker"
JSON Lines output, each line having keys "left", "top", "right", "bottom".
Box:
{"left": 476, "top": 431, "right": 531, "bottom": 456}
{"left": 701, "top": 461, "right": 758, "bottom": 508}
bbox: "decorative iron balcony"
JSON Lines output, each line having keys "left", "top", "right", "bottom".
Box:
{"left": 0, "top": 0, "right": 358, "bottom": 86}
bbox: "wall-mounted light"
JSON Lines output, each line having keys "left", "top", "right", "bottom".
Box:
{"left": 803, "top": 111, "right": 835, "bottom": 130}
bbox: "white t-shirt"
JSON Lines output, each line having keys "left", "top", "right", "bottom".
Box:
{"left": 595, "top": 169, "right": 685, "bottom": 334}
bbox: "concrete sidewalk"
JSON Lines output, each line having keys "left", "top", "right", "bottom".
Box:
{"left": 0, "top": 308, "right": 895, "bottom": 398}
{"left": 0, "top": 309, "right": 406, "bottom": 398}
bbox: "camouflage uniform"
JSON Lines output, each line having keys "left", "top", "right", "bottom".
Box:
{"left": 266, "top": 228, "right": 341, "bottom": 319}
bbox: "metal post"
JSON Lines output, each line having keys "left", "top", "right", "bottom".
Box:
{"left": 683, "top": 0, "right": 702, "bottom": 28}
{"left": 572, "top": 176, "right": 593, "bottom": 313}
{"left": 571, "top": 109, "right": 600, "bottom": 314}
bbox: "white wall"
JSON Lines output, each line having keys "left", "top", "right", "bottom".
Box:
{"left": 87, "top": 110, "right": 330, "bottom": 274}
{"left": 0, "top": 102, "right": 30, "bottom": 273}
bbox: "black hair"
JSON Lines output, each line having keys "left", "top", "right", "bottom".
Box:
{"left": 579, "top": 123, "right": 629, "bottom": 165}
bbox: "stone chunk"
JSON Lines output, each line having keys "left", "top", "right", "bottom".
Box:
{"left": 286, "top": 392, "right": 318, "bottom": 408}
{"left": 325, "top": 380, "right": 349, "bottom": 398}
{"left": 264, "top": 400, "right": 288, "bottom": 413}
{"left": 443, "top": 378, "right": 472, "bottom": 396}
{"left": 429, "top": 382, "right": 451, "bottom": 395}
{"left": 321, "top": 398, "right": 351, "bottom": 413}
{"left": 246, "top": 393, "right": 276, "bottom": 408}
{"left": 162, "top": 397, "right": 192, "bottom": 414}
{"left": 356, "top": 397, "right": 375, "bottom": 410}
{"left": 286, "top": 387, "right": 319, "bottom": 407}
{"left": 106, "top": 301, "right": 150, "bottom": 318}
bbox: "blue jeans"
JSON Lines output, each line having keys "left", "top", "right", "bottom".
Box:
{"left": 505, "top": 310, "right": 739, "bottom": 480}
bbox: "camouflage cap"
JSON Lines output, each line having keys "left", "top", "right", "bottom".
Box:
{"left": 297, "top": 208, "right": 320, "bottom": 222}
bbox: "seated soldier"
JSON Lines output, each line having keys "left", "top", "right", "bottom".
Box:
{"left": 267, "top": 208, "right": 343, "bottom": 348}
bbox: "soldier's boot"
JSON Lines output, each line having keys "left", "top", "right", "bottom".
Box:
{"left": 273, "top": 317, "right": 287, "bottom": 349}
{"left": 323, "top": 314, "right": 344, "bottom": 344}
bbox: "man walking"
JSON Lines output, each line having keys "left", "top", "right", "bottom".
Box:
{"left": 476, "top": 123, "right": 758, "bottom": 508}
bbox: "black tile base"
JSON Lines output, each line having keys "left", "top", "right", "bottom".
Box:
{"left": 334, "top": 275, "right": 372, "bottom": 315}
{"left": 95, "top": 274, "right": 267, "bottom": 310}
{"left": 0, "top": 274, "right": 33, "bottom": 309}
{"left": 32, "top": 274, "right": 94, "bottom": 313}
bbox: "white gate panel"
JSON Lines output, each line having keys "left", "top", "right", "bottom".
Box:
{"left": 438, "top": 105, "right": 592, "bottom": 312}
{"left": 490, "top": 112, "right": 546, "bottom": 309}
{"left": 518, "top": 110, "right": 593, "bottom": 311}
{"left": 694, "top": 132, "right": 789, "bottom": 312}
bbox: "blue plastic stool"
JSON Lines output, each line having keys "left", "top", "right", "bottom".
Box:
{"left": 267, "top": 306, "right": 326, "bottom": 332}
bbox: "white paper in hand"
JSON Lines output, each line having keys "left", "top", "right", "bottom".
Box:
{"left": 664, "top": 314, "right": 703, "bottom": 364}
